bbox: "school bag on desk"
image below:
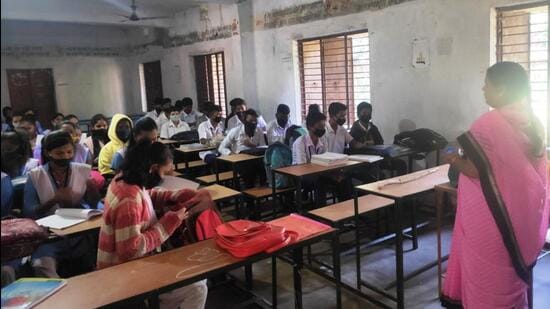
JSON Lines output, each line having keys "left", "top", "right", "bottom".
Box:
{"left": 393, "top": 128, "right": 448, "bottom": 152}
{"left": 264, "top": 142, "right": 293, "bottom": 188}
{"left": 1, "top": 218, "right": 48, "bottom": 262}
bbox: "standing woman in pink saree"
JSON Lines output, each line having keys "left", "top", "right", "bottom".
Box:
{"left": 441, "top": 62, "right": 549, "bottom": 309}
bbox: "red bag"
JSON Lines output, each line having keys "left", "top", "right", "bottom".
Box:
{"left": 1, "top": 218, "right": 48, "bottom": 262}
{"left": 195, "top": 209, "right": 224, "bottom": 241}
{"left": 215, "top": 220, "right": 298, "bottom": 258}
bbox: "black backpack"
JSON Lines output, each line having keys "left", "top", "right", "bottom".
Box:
{"left": 393, "top": 128, "right": 448, "bottom": 152}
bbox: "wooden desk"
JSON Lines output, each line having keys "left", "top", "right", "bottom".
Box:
{"left": 215, "top": 154, "right": 264, "bottom": 189}
{"left": 37, "top": 218, "right": 337, "bottom": 309}
{"left": 202, "top": 184, "right": 241, "bottom": 202}
{"left": 159, "top": 139, "right": 179, "bottom": 145}
{"left": 354, "top": 164, "right": 450, "bottom": 309}
{"left": 434, "top": 182, "right": 457, "bottom": 297}
{"left": 49, "top": 216, "right": 103, "bottom": 238}
{"left": 357, "top": 145, "right": 441, "bottom": 174}
{"left": 273, "top": 161, "right": 366, "bottom": 214}
{"left": 175, "top": 144, "right": 215, "bottom": 170}
{"left": 309, "top": 195, "right": 394, "bottom": 223}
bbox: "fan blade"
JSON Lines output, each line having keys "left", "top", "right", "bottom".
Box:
{"left": 115, "top": 13, "right": 130, "bottom": 19}
{"left": 138, "top": 16, "right": 171, "bottom": 20}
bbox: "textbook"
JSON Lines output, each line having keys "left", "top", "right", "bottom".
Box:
{"left": 158, "top": 175, "right": 200, "bottom": 191}
{"left": 1, "top": 278, "right": 66, "bottom": 308}
{"left": 348, "top": 154, "right": 384, "bottom": 163}
{"left": 311, "top": 152, "right": 348, "bottom": 166}
{"left": 36, "top": 208, "right": 103, "bottom": 230}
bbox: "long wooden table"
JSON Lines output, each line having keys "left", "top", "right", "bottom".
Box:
{"left": 354, "top": 164, "right": 450, "bottom": 309}
{"left": 36, "top": 216, "right": 338, "bottom": 309}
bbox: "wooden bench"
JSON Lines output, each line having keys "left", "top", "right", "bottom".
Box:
{"left": 176, "top": 160, "right": 207, "bottom": 170}
{"left": 196, "top": 171, "right": 234, "bottom": 185}
{"left": 242, "top": 186, "right": 294, "bottom": 219}
{"left": 308, "top": 194, "right": 394, "bottom": 224}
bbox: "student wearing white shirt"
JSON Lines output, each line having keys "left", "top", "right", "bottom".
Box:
{"left": 266, "top": 104, "right": 292, "bottom": 145}
{"left": 197, "top": 105, "right": 224, "bottom": 144}
{"left": 218, "top": 109, "right": 266, "bottom": 188}
{"left": 155, "top": 99, "right": 173, "bottom": 132}
{"left": 179, "top": 97, "right": 203, "bottom": 130}
{"left": 323, "top": 102, "right": 367, "bottom": 153}
{"left": 160, "top": 106, "right": 190, "bottom": 139}
{"left": 144, "top": 97, "right": 164, "bottom": 122}
{"left": 226, "top": 99, "right": 247, "bottom": 131}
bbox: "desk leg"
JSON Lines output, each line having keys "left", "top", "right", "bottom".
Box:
{"left": 272, "top": 171, "right": 277, "bottom": 218}
{"left": 333, "top": 231, "right": 342, "bottom": 309}
{"left": 435, "top": 190, "right": 444, "bottom": 298}
{"left": 295, "top": 176, "right": 303, "bottom": 214}
{"left": 272, "top": 256, "right": 278, "bottom": 308}
{"left": 354, "top": 192, "right": 361, "bottom": 289}
{"left": 245, "top": 263, "right": 253, "bottom": 290}
{"left": 184, "top": 152, "right": 189, "bottom": 170}
{"left": 394, "top": 199, "right": 405, "bottom": 309}
{"left": 232, "top": 163, "right": 239, "bottom": 190}
{"left": 293, "top": 248, "right": 304, "bottom": 309}
{"left": 215, "top": 158, "right": 220, "bottom": 183}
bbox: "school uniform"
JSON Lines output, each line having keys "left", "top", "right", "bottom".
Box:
{"left": 160, "top": 120, "right": 190, "bottom": 139}
{"left": 155, "top": 113, "right": 170, "bottom": 132}
{"left": 1, "top": 172, "right": 13, "bottom": 217}
{"left": 323, "top": 123, "right": 353, "bottom": 154}
{"left": 266, "top": 119, "right": 292, "bottom": 145}
{"left": 197, "top": 119, "right": 224, "bottom": 141}
{"left": 181, "top": 110, "right": 203, "bottom": 129}
{"left": 31, "top": 134, "right": 44, "bottom": 161}
{"left": 145, "top": 110, "right": 161, "bottom": 122}
{"left": 218, "top": 124, "right": 265, "bottom": 156}
{"left": 292, "top": 134, "right": 326, "bottom": 165}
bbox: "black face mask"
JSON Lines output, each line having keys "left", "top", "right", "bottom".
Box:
{"left": 336, "top": 118, "right": 346, "bottom": 126}
{"left": 244, "top": 122, "right": 257, "bottom": 137}
{"left": 213, "top": 116, "right": 222, "bottom": 123}
{"left": 276, "top": 117, "right": 288, "bottom": 128}
{"left": 146, "top": 172, "right": 162, "bottom": 189}
{"left": 51, "top": 158, "right": 71, "bottom": 167}
{"left": 313, "top": 128, "right": 326, "bottom": 138}
{"left": 359, "top": 115, "right": 371, "bottom": 123}
{"left": 116, "top": 127, "right": 131, "bottom": 143}
{"left": 154, "top": 107, "right": 162, "bottom": 114}
{"left": 236, "top": 112, "right": 244, "bottom": 120}
{"left": 91, "top": 128, "right": 108, "bottom": 140}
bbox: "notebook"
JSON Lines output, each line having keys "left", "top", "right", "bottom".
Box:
{"left": 158, "top": 175, "right": 200, "bottom": 191}
{"left": 36, "top": 208, "right": 103, "bottom": 230}
{"left": 311, "top": 152, "right": 349, "bottom": 166}
{"left": 1, "top": 278, "right": 66, "bottom": 308}
{"left": 348, "top": 154, "right": 384, "bottom": 163}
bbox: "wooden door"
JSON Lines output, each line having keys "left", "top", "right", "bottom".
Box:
{"left": 7, "top": 69, "right": 57, "bottom": 126}
{"left": 143, "top": 60, "right": 163, "bottom": 110}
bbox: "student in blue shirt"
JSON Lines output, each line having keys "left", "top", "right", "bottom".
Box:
{"left": 1, "top": 130, "right": 33, "bottom": 217}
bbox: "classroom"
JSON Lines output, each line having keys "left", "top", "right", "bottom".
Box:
{"left": 1, "top": 0, "right": 549, "bottom": 308}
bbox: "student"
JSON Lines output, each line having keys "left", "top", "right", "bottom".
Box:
{"left": 180, "top": 97, "right": 202, "bottom": 129}
{"left": 197, "top": 105, "right": 224, "bottom": 145}
{"left": 98, "top": 114, "right": 132, "bottom": 175}
{"left": 97, "top": 141, "right": 208, "bottom": 309}
{"left": 19, "top": 115, "right": 44, "bottom": 161}
{"left": 145, "top": 97, "right": 164, "bottom": 121}
{"left": 324, "top": 102, "right": 366, "bottom": 153}
{"left": 350, "top": 102, "right": 383, "bottom": 145}
{"left": 292, "top": 111, "right": 327, "bottom": 164}
{"left": 266, "top": 104, "right": 292, "bottom": 144}
{"left": 111, "top": 117, "right": 158, "bottom": 172}
{"left": 64, "top": 114, "right": 87, "bottom": 143}
{"left": 59, "top": 121, "right": 93, "bottom": 165}
{"left": 219, "top": 109, "right": 265, "bottom": 156}
{"left": 11, "top": 111, "right": 23, "bottom": 129}
{"left": 225, "top": 98, "right": 242, "bottom": 129}
{"left": 226, "top": 98, "right": 247, "bottom": 131}
{"left": 23, "top": 109, "right": 44, "bottom": 134}
{"left": 2, "top": 106, "right": 13, "bottom": 132}
{"left": 83, "top": 114, "right": 110, "bottom": 164}
{"left": 160, "top": 106, "right": 190, "bottom": 139}
{"left": 156, "top": 98, "right": 173, "bottom": 130}
{"left": 308, "top": 104, "right": 321, "bottom": 114}
{"left": 1, "top": 131, "right": 32, "bottom": 216}
{"left": 23, "top": 131, "right": 100, "bottom": 278}
{"left": 43, "top": 113, "right": 64, "bottom": 135}
{"left": 195, "top": 101, "right": 213, "bottom": 126}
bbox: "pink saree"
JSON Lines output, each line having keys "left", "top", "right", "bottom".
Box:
{"left": 442, "top": 104, "right": 549, "bottom": 309}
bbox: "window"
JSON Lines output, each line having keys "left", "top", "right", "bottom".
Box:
{"left": 298, "top": 30, "right": 370, "bottom": 127}
{"left": 496, "top": 3, "right": 549, "bottom": 141}
{"left": 194, "top": 52, "right": 227, "bottom": 116}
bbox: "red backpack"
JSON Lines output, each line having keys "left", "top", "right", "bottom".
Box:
{"left": 1, "top": 218, "right": 48, "bottom": 262}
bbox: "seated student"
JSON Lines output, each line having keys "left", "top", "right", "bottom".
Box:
{"left": 98, "top": 114, "right": 132, "bottom": 175}
{"left": 1, "top": 131, "right": 32, "bottom": 216}
{"left": 3, "top": 130, "right": 40, "bottom": 177}
{"left": 10, "top": 111, "right": 23, "bottom": 130}
{"left": 323, "top": 102, "right": 367, "bottom": 153}
{"left": 156, "top": 98, "right": 173, "bottom": 130}
{"left": 59, "top": 121, "right": 93, "bottom": 165}
{"left": 145, "top": 97, "right": 164, "bottom": 122}
{"left": 219, "top": 109, "right": 266, "bottom": 188}
{"left": 83, "top": 114, "right": 110, "bottom": 165}
{"left": 160, "top": 106, "right": 190, "bottom": 139}
{"left": 266, "top": 104, "right": 292, "bottom": 144}
{"left": 225, "top": 98, "right": 240, "bottom": 129}
{"left": 111, "top": 117, "right": 158, "bottom": 172}
{"left": 226, "top": 98, "right": 247, "bottom": 131}
{"left": 197, "top": 105, "right": 224, "bottom": 146}
{"left": 2, "top": 106, "right": 13, "bottom": 132}
{"left": 23, "top": 131, "right": 100, "bottom": 278}
{"left": 43, "top": 113, "right": 64, "bottom": 135}
{"left": 180, "top": 97, "right": 203, "bottom": 130}
{"left": 64, "top": 114, "right": 87, "bottom": 143}
{"left": 23, "top": 109, "right": 44, "bottom": 134}
{"left": 19, "top": 115, "right": 44, "bottom": 161}
{"left": 97, "top": 141, "right": 208, "bottom": 309}
{"left": 195, "top": 101, "right": 213, "bottom": 126}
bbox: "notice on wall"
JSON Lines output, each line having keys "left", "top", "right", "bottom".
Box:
{"left": 412, "top": 39, "right": 430, "bottom": 69}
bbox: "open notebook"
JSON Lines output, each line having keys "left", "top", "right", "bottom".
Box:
{"left": 36, "top": 208, "right": 103, "bottom": 230}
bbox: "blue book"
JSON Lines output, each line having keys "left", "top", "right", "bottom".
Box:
{"left": 1, "top": 278, "right": 66, "bottom": 309}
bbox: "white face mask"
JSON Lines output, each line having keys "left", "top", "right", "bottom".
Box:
{"left": 170, "top": 114, "right": 180, "bottom": 122}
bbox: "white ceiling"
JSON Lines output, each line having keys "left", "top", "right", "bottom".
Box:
{"left": 0, "top": 0, "right": 238, "bottom": 27}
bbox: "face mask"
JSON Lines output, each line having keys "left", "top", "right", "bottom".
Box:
{"left": 51, "top": 158, "right": 71, "bottom": 167}
{"left": 213, "top": 116, "right": 222, "bottom": 123}
{"left": 154, "top": 107, "right": 162, "bottom": 114}
{"left": 91, "top": 128, "right": 108, "bottom": 140}
{"left": 276, "top": 117, "right": 288, "bottom": 128}
{"left": 336, "top": 118, "right": 346, "bottom": 126}
{"left": 236, "top": 112, "right": 244, "bottom": 120}
{"left": 313, "top": 128, "right": 326, "bottom": 138}
{"left": 359, "top": 115, "right": 371, "bottom": 123}
{"left": 244, "top": 122, "right": 257, "bottom": 136}
{"left": 170, "top": 115, "right": 180, "bottom": 122}
{"left": 116, "top": 127, "right": 131, "bottom": 143}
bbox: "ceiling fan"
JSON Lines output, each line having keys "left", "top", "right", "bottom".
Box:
{"left": 118, "top": 0, "right": 170, "bottom": 22}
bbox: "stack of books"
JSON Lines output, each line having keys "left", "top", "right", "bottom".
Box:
{"left": 311, "top": 152, "right": 349, "bottom": 166}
